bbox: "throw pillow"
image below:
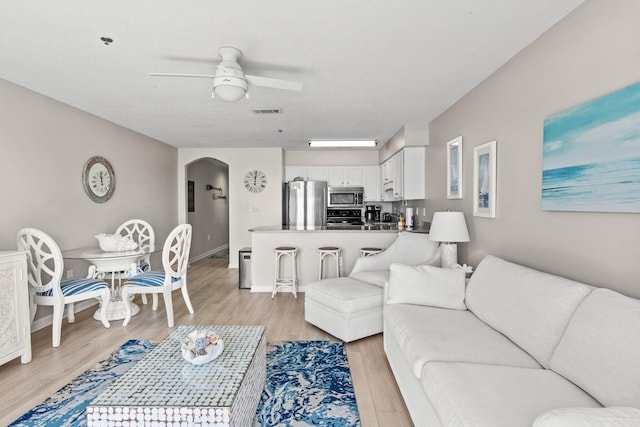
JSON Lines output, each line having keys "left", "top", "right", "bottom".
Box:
{"left": 387, "top": 263, "right": 466, "bottom": 310}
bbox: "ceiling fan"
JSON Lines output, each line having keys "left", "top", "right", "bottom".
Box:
{"left": 149, "top": 46, "right": 303, "bottom": 102}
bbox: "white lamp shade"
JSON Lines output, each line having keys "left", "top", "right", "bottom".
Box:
{"left": 429, "top": 211, "right": 470, "bottom": 243}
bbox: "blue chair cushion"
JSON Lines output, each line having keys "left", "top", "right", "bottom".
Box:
{"left": 138, "top": 261, "right": 150, "bottom": 273}
{"left": 37, "top": 278, "right": 109, "bottom": 297}
{"left": 125, "top": 271, "right": 180, "bottom": 288}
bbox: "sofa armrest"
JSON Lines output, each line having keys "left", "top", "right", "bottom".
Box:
{"left": 533, "top": 407, "right": 640, "bottom": 426}
{"left": 350, "top": 247, "right": 394, "bottom": 274}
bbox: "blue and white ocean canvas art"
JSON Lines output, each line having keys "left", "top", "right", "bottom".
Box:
{"left": 542, "top": 81, "right": 640, "bottom": 212}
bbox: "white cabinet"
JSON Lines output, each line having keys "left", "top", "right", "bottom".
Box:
{"left": 402, "top": 146, "right": 426, "bottom": 200}
{"left": 362, "top": 166, "right": 380, "bottom": 202}
{"left": 0, "top": 251, "right": 32, "bottom": 366}
{"left": 327, "top": 166, "right": 363, "bottom": 186}
{"left": 284, "top": 166, "right": 327, "bottom": 182}
{"left": 392, "top": 151, "right": 404, "bottom": 200}
{"left": 381, "top": 147, "right": 426, "bottom": 201}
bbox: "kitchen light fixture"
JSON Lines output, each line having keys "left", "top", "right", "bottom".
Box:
{"left": 308, "top": 140, "right": 377, "bottom": 148}
{"left": 428, "top": 211, "right": 470, "bottom": 268}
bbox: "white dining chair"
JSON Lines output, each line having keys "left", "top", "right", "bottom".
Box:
{"left": 115, "top": 219, "right": 155, "bottom": 272}
{"left": 17, "top": 227, "right": 111, "bottom": 347}
{"left": 116, "top": 219, "right": 155, "bottom": 305}
{"left": 121, "top": 223, "right": 194, "bottom": 327}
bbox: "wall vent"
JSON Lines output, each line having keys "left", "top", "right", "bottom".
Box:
{"left": 251, "top": 108, "right": 283, "bottom": 114}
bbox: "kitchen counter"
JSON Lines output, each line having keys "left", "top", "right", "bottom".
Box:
{"left": 249, "top": 223, "right": 430, "bottom": 233}
{"left": 249, "top": 226, "right": 401, "bottom": 292}
{"left": 249, "top": 225, "right": 399, "bottom": 232}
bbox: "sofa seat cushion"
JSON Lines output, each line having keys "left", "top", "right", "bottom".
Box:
{"left": 348, "top": 270, "right": 390, "bottom": 288}
{"left": 550, "top": 288, "right": 640, "bottom": 407}
{"left": 384, "top": 304, "right": 540, "bottom": 378}
{"left": 305, "top": 277, "right": 383, "bottom": 313}
{"left": 421, "top": 362, "right": 601, "bottom": 427}
{"left": 534, "top": 407, "right": 640, "bottom": 427}
{"left": 465, "top": 255, "right": 593, "bottom": 368}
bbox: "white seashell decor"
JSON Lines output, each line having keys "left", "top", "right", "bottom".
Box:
{"left": 181, "top": 330, "right": 223, "bottom": 365}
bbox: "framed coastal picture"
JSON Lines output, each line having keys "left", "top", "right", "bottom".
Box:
{"left": 446, "top": 136, "right": 463, "bottom": 199}
{"left": 542, "top": 81, "right": 640, "bottom": 213}
{"left": 473, "top": 141, "right": 497, "bottom": 218}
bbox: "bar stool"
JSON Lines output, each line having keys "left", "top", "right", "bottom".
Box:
{"left": 273, "top": 246, "right": 298, "bottom": 298}
{"left": 318, "top": 246, "right": 341, "bottom": 280}
{"left": 360, "top": 247, "right": 383, "bottom": 257}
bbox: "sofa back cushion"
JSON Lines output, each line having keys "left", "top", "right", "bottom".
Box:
{"left": 390, "top": 232, "right": 440, "bottom": 266}
{"left": 465, "top": 255, "right": 592, "bottom": 368}
{"left": 549, "top": 288, "right": 640, "bottom": 407}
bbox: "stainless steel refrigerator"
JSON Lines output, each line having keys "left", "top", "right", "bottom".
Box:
{"left": 283, "top": 181, "right": 328, "bottom": 226}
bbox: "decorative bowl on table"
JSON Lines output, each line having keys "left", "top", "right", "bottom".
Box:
{"left": 95, "top": 234, "right": 138, "bottom": 251}
{"left": 181, "top": 330, "right": 224, "bottom": 365}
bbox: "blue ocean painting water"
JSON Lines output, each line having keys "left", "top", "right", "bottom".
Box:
{"left": 542, "top": 156, "right": 640, "bottom": 212}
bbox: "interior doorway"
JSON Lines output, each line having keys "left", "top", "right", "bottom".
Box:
{"left": 186, "top": 158, "right": 230, "bottom": 263}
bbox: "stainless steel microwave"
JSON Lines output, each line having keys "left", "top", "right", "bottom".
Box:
{"left": 327, "top": 186, "right": 364, "bottom": 208}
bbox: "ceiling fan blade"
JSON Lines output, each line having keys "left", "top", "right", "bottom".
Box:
{"left": 245, "top": 74, "right": 302, "bottom": 91}
{"left": 149, "top": 73, "right": 216, "bottom": 79}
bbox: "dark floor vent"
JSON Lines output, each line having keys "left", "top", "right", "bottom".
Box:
{"left": 251, "top": 108, "right": 283, "bottom": 114}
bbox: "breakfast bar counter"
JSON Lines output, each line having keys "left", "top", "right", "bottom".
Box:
{"left": 249, "top": 226, "right": 400, "bottom": 292}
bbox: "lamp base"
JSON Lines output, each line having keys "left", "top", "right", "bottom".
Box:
{"left": 440, "top": 243, "right": 458, "bottom": 269}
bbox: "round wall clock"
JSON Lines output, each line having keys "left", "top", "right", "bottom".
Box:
{"left": 244, "top": 170, "right": 267, "bottom": 193}
{"left": 82, "top": 156, "right": 116, "bottom": 203}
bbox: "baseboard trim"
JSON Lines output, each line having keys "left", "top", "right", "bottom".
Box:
{"left": 190, "top": 244, "right": 229, "bottom": 263}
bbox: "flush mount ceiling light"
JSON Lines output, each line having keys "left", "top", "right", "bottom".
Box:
{"left": 308, "top": 140, "right": 378, "bottom": 148}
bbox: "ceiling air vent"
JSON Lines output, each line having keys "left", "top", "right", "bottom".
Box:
{"left": 251, "top": 108, "right": 283, "bottom": 114}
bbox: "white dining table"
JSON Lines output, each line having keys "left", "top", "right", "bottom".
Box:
{"left": 63, "top": 245, "right": 159, "bottom": 322}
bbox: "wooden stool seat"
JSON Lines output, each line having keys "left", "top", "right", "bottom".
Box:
{"left": 360, "top": 247, "right": 383, "bottom": 257}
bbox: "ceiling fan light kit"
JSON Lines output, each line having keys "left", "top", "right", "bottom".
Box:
{"left": 308, "top": 140, "right": 378, "bottom": 148}
{"left": 150, "top": 45, "right": 301, "bottom": 102}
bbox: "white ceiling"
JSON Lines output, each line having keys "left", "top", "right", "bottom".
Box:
{"left": 0, "top": 1, "right": 584, "bottom": 150}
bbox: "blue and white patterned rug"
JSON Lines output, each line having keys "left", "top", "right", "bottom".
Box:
{"left": 10, "top": 339, "right": 360, "bottom": 427}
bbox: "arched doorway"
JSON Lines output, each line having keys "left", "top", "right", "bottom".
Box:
{"left": 186, "top": 157, "right": 230, "bottom": 263}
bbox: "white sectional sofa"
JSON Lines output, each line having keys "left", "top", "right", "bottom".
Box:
{"left": 384, "top": 255, "right": 640, "bottom": 427}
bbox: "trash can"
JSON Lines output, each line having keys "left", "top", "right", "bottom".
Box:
{"left": 238, "top": 247, "right": 252, "bottom": 289}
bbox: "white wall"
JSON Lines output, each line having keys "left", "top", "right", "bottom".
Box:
{"left": 178, "top": 148, "right": 283, "bottom": 268}
{"left": 424, "top": 0, "right": 640, "bottom": 298}
{"left": 1, "top": 78, "right": 178, "bottom": 323}
{"left": 0, "top": 78, "right": 178, "bottom": 251}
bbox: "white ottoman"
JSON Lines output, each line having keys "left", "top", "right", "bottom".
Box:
{"left": 304, "top": 277, "right": 384, "bottom": 342}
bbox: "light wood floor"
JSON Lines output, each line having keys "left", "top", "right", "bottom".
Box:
{"left": 0, "top": 256, "right": 413, "bottom": 426}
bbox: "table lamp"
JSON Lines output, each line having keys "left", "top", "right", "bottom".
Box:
{"left": 429, "top": 211, "right": 470, "bottom": 268}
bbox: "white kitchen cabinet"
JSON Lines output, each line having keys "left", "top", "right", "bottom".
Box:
{"left": 362, "top": 166, "right": 380, "bottom": 202}
{"left": 401, "top": 146, "right": 426, "bottom": 200}
{"left": 327, "top": 166, "right": 363, "bottom": 186}
{"left": 393, "top": 151, "right": 404, "bottom": 200}
{"left": 284, "top": 166, "right": 327, "bottom": 182}
{"left": 381, "top": 147, "right": 426, "bottom": 201}
{"left": 0, "top": 251, "right": 32, "bottom": 366}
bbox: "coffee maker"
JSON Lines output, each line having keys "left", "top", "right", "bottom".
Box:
{"left": 365, "top": 205, "right": 381, "bottom": 222}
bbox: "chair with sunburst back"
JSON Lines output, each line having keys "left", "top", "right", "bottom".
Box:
{"left": 116, "top": 219, "right": 155, "bottom": 273}
{"left": 116, "top": 219, "right": 155, "bottom": 305}
{"left": 17, "top": 227, "right": 111, "bottom": 347}
{"left": 121, "top": 223, "right": 194, "bottom": 327}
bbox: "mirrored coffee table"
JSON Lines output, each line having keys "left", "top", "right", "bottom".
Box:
{"left": 87, "top": 325, "right": 266, "bottom": 427}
